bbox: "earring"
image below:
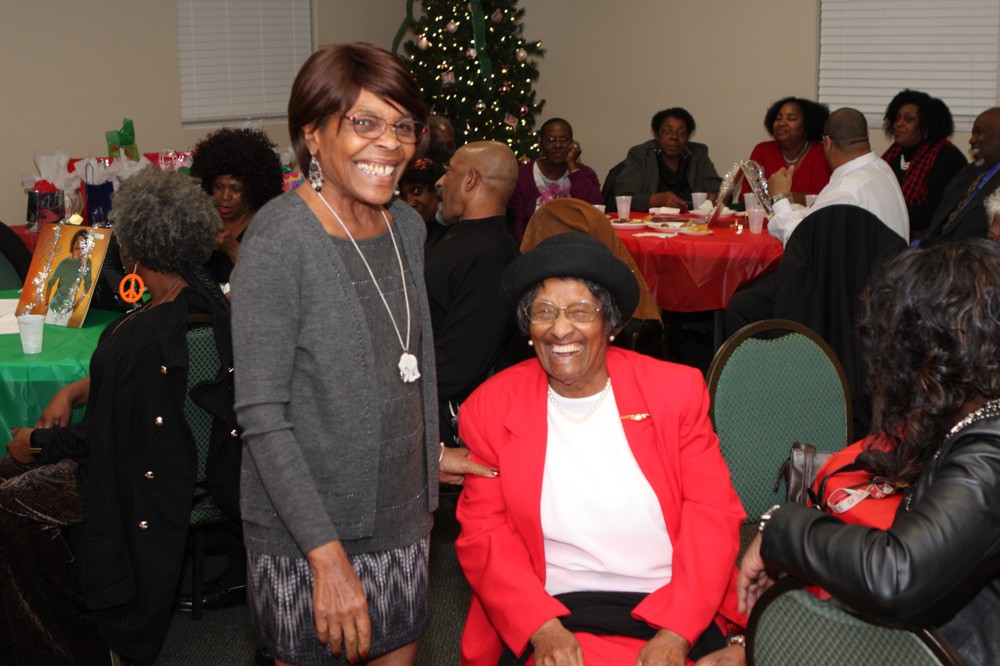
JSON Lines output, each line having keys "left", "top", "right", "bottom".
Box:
{"left": 119, "top": 263, "right": 145, "bottom": 304}
{"left": 309, "top": 155, "right": 324, "bottom": 191}
{"left": 527, "top": 340, "right": 534, "bottom": 347}
{"left": 609, "top": 335, "right": 615, "bottom": 342}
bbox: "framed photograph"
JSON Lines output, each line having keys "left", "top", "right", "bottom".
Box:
{"left": 17, "top": 223, "right": 113, "bottom": 328}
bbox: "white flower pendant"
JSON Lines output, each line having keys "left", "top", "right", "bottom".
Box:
{"left": 399, "top": 352, "right": 420, "bottom": 383}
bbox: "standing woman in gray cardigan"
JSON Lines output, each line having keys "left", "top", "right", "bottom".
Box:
{"left": 231, "top": 43, "right": 455, "bottom": 666}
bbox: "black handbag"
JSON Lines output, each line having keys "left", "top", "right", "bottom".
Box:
{"left": 773, "top": 441, "right": 835, "bottom": 505}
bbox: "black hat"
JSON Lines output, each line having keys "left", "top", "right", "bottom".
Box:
{"left": 500, "top": 232, "right": 639, "bottom": 320}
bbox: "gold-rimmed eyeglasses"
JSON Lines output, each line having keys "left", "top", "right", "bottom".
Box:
{"left": 341, "top": 114, "right": 427, "bottom": 144}
{"left": 525, "top": 301, "right": 602, "bottom": 325}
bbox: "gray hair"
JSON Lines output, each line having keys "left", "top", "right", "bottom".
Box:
{"left": 109, "top": 167, "right": 220, "bottom": 273}
{"left": 515, "top": 278, "right": 624, "bottom": 336}
{"left": 985, "top": 185, "right": 1000, "bottom": 223}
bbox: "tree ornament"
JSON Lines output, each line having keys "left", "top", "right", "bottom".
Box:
{"left": 466, "top": 47, "right": 477, "bottom": 58}
{"left": 516, "top": 48, "right": 528, "bottom": 62}
{"left": 519, "top": 104, "right": 529, "bottom": 116}
{"left": 438, "top": 60, "right": 451, "bottom": 71}
{"left": 498, "top": 83, "right": 511, "bottom": 95}
{"left": 446, "top": 20, "right": 458, "bottom": 33}
{"left": 475, "top": 100, "right": 486, "bottom": 112}
{"left": 504, "top": 113, "right": 519, "bottom": 127}
{"left": 416, "top": 36, "right": 429, "bottom": 50}
{"left": 491, "top": 9, "right": 503, "bottom": 22}
{"left": 442, "top": 71, "right": 456, "bottom": 86}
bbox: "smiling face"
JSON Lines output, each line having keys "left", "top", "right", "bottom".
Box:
{"left": 212, "top": 175, "right": 252, "bottom": 222}
{"left": 400, "top": 181, "right": 440, "bottom": 223}
{"left": 656, "top": 115, "right": 690, "bottom": 160}
{"left": 892, "top": 103, "right": 923, "bottom": 149}
{"left": 529, "top": 278, "right": 610, "bottom": 398}
{"left": 305, "top": 88, "right": 416, "bottom": 207}
{"left": 970, "top": 109, "right": 1000, "bottom": 168}
{"left": 772, "top": 102, "right": 806, "bottom": 147}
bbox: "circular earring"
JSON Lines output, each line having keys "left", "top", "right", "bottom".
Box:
{"left": 609, "top": 335, "right": 616, "bottom": 342}
{"left": 527, "top": 340, "right": 534, "bottom": 347}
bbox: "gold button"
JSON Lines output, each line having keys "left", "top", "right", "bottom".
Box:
{"left": 228, "top": 367, "right": 235, "bottom": 373}
{"left": 160, "top": 365, "right": 168, "bottom": 374}
{"left": 154, "top": 416, "right": 164, "bottom": 426}
{"left": 138, "top": 521, "right": 149, "bottom": 529}
{"left": 144, "top": 471, "right": 154, "bottom": 479}
{"left": 230, "top": 429, "right": 239, "bottom": 438}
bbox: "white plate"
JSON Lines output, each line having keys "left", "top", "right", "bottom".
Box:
{"left": 611, "top": 221, "right": 648, "bottom": 229}
{"left": 674, "top": 226, "right": 712, "bottom": 236}
{"left": 645, "top": 221, "right": 686, "bottom": 230}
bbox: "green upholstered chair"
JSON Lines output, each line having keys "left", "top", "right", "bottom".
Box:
{"left": 747, "top": 578, "right": 963, "bottom": 666}
{"left": 706, "top": 319, "right": 852, "bottom": 525}
{"left": 184, "top": 313, "right": 230, "bottom": 621}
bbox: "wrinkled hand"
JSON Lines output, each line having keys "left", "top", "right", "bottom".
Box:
{"left": 530, "top": 619, "right": 584, "bottom": 666}
{"left": 694, "top": 644, "right": 745, "bottom": 666}
{"left": 308, "top": 541, "right": 371, "bottom": 662}
{"left": 7, "top": 428, "right": 35, "bottom": 464}
{"left": 737, "top": 533, "right": 776, "bottom": 616}
{"left": 655, "top": 191, "right": 689, "bottom": 212}
{"left": 439, "top": 445, "right": 498, "bottom": 485}
{"left": 767, "top": 165, "right": 795, "bottom": 198}
{"left": 636, "top": 628, "right": 690, "bottom": 666}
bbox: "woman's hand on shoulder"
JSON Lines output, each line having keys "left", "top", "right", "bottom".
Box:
{"left": 438, "top": 444, "right": 498, "bottom": 485}
{"left": 307, "top": 540, "right": 370, "bottom": 662}
{"left": 530, "top": 618, "right": 584, "bottom": 666}
{"left": 636, "top": 628, "right": 690, "bottom": 666}
{"left": 693, "top": 644, "right": 745, "bottom": 666}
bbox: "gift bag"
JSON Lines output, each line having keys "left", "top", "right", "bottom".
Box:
{"left": 106, "top": 118, "right": 140, "bottom": 161}
{"left": 26, "top": 183, "right": 65, "bottom": 232}
{"left": 83, "top": 163, "right": 114, "bottom": 227}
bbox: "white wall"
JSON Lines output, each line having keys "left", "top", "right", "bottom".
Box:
{"left": 0, "top": 0, "right": 979, "bottom": 229}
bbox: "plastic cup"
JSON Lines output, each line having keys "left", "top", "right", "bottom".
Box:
{"left": 615, "top": 195, "right": 632, "bottom": 221}
{"left": 744, "top": 192, "right": 761, "bottom": 211}
{"left": 805, "top": 194, "right": 818, "bottom": 207}
{"left": 691, "top": 192, "right": 708, "bottom": 209}
{"left": 17, "top": 314, "right": 44, "bottom": 354}
{"left": 593, "top": 204, "right": 606, "bottom": 214}
{"left": 748, "top": 208, "right": 765, "bottom": 234}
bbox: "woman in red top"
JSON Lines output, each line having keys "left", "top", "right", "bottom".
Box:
{"left": 742, "top": 97, "right": 831, "bottom": 205}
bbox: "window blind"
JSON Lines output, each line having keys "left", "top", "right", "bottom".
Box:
{"left": 178, "top": 0, "right": 313, "bottom": 125}
{"left": 819, "top": 0, "right": 999, "bottom": 128}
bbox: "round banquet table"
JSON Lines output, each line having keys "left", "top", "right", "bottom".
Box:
{"left": 615, "top": 222, "right": 783, "bottom": 313}
{"left": 0, "top": 289, "right": 120, "bottom": 454}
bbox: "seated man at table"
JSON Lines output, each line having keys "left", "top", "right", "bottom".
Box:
{"left": 428, "top": 140, "right": 520, "bottom": 445}
{"left": 917, "top": 107, "right": 1000, "bottom": 246}
{"left": 725, "top": 107, "right": 908, "bottom": 335}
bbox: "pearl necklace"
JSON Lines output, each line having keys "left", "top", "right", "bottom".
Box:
{"left": 316, "top": 192, "right": 419, "bottom": 383}
{"left": 547, "top": 378, "right": 612, "bottom": 423}
{"left": 782, "top": 141, "right": 810, "bottom": 166}
{"left": 900, "top": 153, "right": 911, "bottom": 172}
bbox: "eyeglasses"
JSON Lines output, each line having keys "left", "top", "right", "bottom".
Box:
{"left": 542, "top": 136, "right": 572, "bottom": 146}
{"left": 341, "top": 114, "right": 428, "bottom": 144}
{"left": 525, "top": 301, "right": 602, "bottom": 325}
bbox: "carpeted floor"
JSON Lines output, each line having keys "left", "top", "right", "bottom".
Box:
{"left": 155, "top": 495, "right": 468, "bottom": 665}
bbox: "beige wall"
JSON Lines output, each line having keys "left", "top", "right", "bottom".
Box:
{"left": 0, "top": 0, "right": 979, "bottom": 229}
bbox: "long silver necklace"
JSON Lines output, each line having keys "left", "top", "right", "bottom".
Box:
{"left": 547, "top": 378, "right": 612, "bottom": 423}
{"left": 782, "top": 141, "right": 810, "bottom": 166}
{"left": 316, "top": 192, "right": 419, "bottom": 383}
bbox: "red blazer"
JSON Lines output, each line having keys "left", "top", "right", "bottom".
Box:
{"left": 455, "top": 348, "right": 745, "bottom": 665}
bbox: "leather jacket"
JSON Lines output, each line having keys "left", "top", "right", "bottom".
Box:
{"left": 761, "top": 411, "right": 1000, "bottom": 664}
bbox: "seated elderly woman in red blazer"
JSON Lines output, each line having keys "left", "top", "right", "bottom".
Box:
{"left": 455, "top": 232, "right": 745, "bottom": 666}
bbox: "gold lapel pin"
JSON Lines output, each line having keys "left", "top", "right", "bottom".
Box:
{"left": 620, "top": 413, "right": 651, "bottom": 421}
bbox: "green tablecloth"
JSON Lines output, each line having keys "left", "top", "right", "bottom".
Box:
{"left": 0, "top": 290, "right": 120, "bottom": 454}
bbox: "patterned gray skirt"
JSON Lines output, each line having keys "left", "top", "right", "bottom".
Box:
{"left": 248, "top": 538, "right": 430, "bottom": 665}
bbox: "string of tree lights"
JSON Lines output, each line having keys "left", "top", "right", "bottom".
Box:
{"left": 401, "top": 0, "right": 545, "bottom": 158}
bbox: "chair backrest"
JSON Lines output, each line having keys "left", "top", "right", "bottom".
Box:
{"left": 602, "top": 160, "right": 626, "bottom": 208}
{"left": 0, "top": 221, "right": 33, "bottom": 283}
{"left": 183, "top": 313, "right": 221, "bottom": 484}
{"left": 707, "top": 319, "right": 852, "bottom": 522}
{"left": 774, "top": 204, "right": 907, "bottom": 405}
{"left": 0, "top": 250, "right": 21, "bottom": 290}
{"left": 747, "top": 578, "right": 964, "bottom": 666}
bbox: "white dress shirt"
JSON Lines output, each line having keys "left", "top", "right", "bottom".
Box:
{"left": 767, "top": 151, "right": 909, "bottom": 246}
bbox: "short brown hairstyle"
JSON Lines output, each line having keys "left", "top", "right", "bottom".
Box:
{"left": 288, "top": 42, "right": 428, "bottom": 171}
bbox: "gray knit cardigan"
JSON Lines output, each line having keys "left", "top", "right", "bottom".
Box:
{"left": 231, "top": 194, "right": 439, "bottom": 558}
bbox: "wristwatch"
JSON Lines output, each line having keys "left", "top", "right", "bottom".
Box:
{"left": 727, "top": 634, "right": 746, "bottom": 648}
{"left": 771, "top": 192, "right": 793, "bottom": 204}
{"left": 759, "top": 504, "right": 782, "bottom": 534}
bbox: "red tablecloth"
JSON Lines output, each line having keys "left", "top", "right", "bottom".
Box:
{"left": 10, "top": 225, "right": 38, "bottom": 254}
{"left": 616, "top": 223, "right": 783, "bottom": 312}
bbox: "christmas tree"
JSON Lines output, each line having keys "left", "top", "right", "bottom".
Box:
{"left": 399, "top": 0, "right": 545, "bottom": 158}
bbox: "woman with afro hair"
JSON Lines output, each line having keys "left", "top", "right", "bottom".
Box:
{"left": 190, "top": 127, "right": 285, "bottom": 282}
